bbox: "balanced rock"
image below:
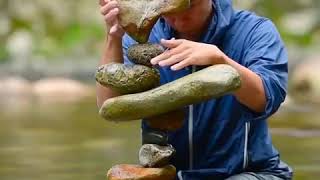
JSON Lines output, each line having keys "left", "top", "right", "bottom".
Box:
{"left": 146, "top": 109, "right": 185, "bottom": 131}
{"left": 139, "top": 144, "right": 176, "bottom": 168}
{"left": 96, "top": 63, "right": 160, "bottom": 94}
{"left": 107, "top": 164, "right": 176, "bottom": 180}
{"left": 100, "top": 64, "right": 241, "bottom": 121}
{"left": 128, "top": 43, "right": 164, "bottom": 66}
{"left": 114, "top": 0, "right": 190, "bottom": 43}
{"left": 142, "top": 129, "right": 169, "bottom": 146}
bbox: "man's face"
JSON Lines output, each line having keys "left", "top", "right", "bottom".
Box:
{"left": 162, "top": 0, "right": 212, "bottom": 35}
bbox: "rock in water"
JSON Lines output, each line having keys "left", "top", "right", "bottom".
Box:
{"left": 96, "top": 63, "right": 160, "bottom": 94}
{"left": 107, "top": 164, "right": 176, "bottom": 180}
{"left": 117, "top": 0, "right": 190, "bottom": 43}
{"left": 139, "top": 144, "right": 176, "bottom": 168}
{"left": 127, "top": 43, "right": 164, "bottom": 66}
{"left": 100, "top": 64, "right": 241, "bottom": 121}
{"left": 290, "top": 55, "right": 320, "bottom": 104}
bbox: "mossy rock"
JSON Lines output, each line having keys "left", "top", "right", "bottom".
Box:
{"left": 99, "top": 64, "right": 241, "bottom": 121}
{"left": 96, "top": 63, "right": 160, "bottom": 94}
{"left": 128, "top": 43, "right": 164, "bottom": 66}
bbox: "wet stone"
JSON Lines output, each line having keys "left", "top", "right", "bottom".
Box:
{"left": 127, "top": 43, "right": 164, "bottom": 67}
{"left": 142, "top": 128, "right": 168, "bottom": 146}
{"left": 146, "top": 109, "right": 185, "bottom": 131}
{"left": 95, "top": 63, "right": 160, "bottom": 94}
{"left": 116, "top": 0, "right": 190, "bottom": 43}
{"left": 107, "top": 164, "right": 176, "bottom": 180}
{"left": 139, "top": 144, "right": 176, "bottom": 168}
{"left": 99, "top": 64, "right": 241, "bottom": 122}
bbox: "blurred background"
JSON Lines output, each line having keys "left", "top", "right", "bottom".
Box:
{"left": 0, "top": 0, "right": 319, "bottom": 179}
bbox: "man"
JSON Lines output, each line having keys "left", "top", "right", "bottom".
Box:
{"left": 97, "top": 0, "right": 293, "bottom": 179}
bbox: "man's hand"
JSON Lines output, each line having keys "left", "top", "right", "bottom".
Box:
{"left": 150, "top": 39, "right": 226, "bottom": 71}
{"left": 99, "top": 0, "right": 124, "bottom": 37}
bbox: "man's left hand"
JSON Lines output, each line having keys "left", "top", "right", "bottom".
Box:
{"left": 150, "top": 39, "right": 226, "bottom": 71}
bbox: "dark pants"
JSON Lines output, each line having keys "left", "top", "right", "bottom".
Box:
{"left": 226, "top": 172, "right": 284, "bottom": 180}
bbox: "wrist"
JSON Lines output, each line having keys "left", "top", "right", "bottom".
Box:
{"left": 107, "top": 34, "right": 123, "bottom": 43}
{"left": 209, "top": 45, "right": 228, "bottom": 65}
{"left": 219, "top": 53, "right": 229, "bottom": 64}
{"left": 100, "top": 34, "right": 124, "bottom": 65}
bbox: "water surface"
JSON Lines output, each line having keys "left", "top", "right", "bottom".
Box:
{"left": 0, "top": 98, "right": 319, "bottom": 179}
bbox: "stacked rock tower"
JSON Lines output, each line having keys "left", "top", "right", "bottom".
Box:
{"left": 97, "top": 44, "right": 180, "bottom": 180}
{"left": 96, "top": 44, "right": 242, "bottom": 180}
{"left": 96, "top": 0, "right": 242, "bottom": 179}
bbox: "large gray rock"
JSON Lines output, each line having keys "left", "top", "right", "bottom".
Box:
{"left": 139, "top": 144, "right": 175, "bottom": 168}
{"left": 116, "top": 0, "right": 190, "bottom": 43}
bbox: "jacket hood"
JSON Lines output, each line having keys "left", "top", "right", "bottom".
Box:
{"left": 161, "top": 0, "right": 234, "bottom": 45}
{"left": 202, "top": 0, "right": 234, "bottom": 45}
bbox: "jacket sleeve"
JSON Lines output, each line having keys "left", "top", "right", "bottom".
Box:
{"left": 242, "top": 20, "right": 288, "bottom": 121}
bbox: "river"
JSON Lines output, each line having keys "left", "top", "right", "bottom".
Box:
{"left": 0, "top": 98, "right": 319, "bottom": 179}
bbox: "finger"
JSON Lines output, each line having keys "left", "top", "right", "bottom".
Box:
{"left": 161, "top": 38, "right": 184, "bottom": 49}
{"left": 171, "top": 58, "right": 192, "bottom": 71}
{"left": 150, "top": 50, "right": 172, "bottom": 65}
{"left": 100, "top": 1, "right": 118, "bottom": 15}
{"left": 158, "top": 50, "right": 191, "bottom": 67}
{"left": 151, "top": 44, "right": 186, "bottom": 65}
{"left": 104, "top": 8, "right": 119, "bottom": 24}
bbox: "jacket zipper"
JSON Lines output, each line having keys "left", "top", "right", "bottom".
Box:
{"left": 188, "top": 66, "right": 196, "bottom": 170}
{"left": 243, "top": 122, "right": 250, "bottom": 169}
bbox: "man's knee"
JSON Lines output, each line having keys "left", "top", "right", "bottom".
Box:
{"left": 226, "top": 172, "right": 258, "bottom": 180}
{"left": 225, "top": 172, "right": 284, "bottom": 180}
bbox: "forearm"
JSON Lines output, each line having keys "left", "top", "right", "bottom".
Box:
{"left": 223, "top": 55, "right": 266, "bottom": 112}
{"left": 96, "top": 35, "right": 123, "bottom": 108}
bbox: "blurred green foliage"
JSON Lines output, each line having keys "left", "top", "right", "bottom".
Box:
{"left": 0, "top": 0, "right": 319, "bottom": 61}
{"left": 0, "top": 46, "right": 8, "bottom": 62}
{"left": 253, "top": 0, "right": 320, "bottom": 46}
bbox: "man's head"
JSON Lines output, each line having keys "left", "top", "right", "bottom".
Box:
{"left": 162, "top": 0, "right": 213, "bottom": 38}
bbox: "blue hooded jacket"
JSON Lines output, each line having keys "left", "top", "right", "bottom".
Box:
{"left": 122, "top": 0, "right": 293, "bottom": 179}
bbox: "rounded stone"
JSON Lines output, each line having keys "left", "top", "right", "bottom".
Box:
{"left": 127, "top": 43, "right": 164, "bottom": 66}
{"left": 139, "top": 144, "right": 176, "bottom": 168}
{"left": 96, "top": 63, "right": 160, "bottom": 94}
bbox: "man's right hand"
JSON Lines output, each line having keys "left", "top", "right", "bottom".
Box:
{"left": 99, "top": 0, "right": 124, "bottom": 38}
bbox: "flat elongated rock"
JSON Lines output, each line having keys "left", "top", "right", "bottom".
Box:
{"left": 96, "top": 63, "right": 160, "bottom": 94}
{"left": 117, "top": 0, "right": 190, "bottom": 43}
{"left": 128, "top": 43, "right": 164, "bottom": 66}
{"left": 100, "top": 64, "right": 241, "bottom": 121}
{"left": 107, "top": 164, "right": 176, "bottom": 180}
{"left": 139, "top": 144, "right": 176, "bottom": 168}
